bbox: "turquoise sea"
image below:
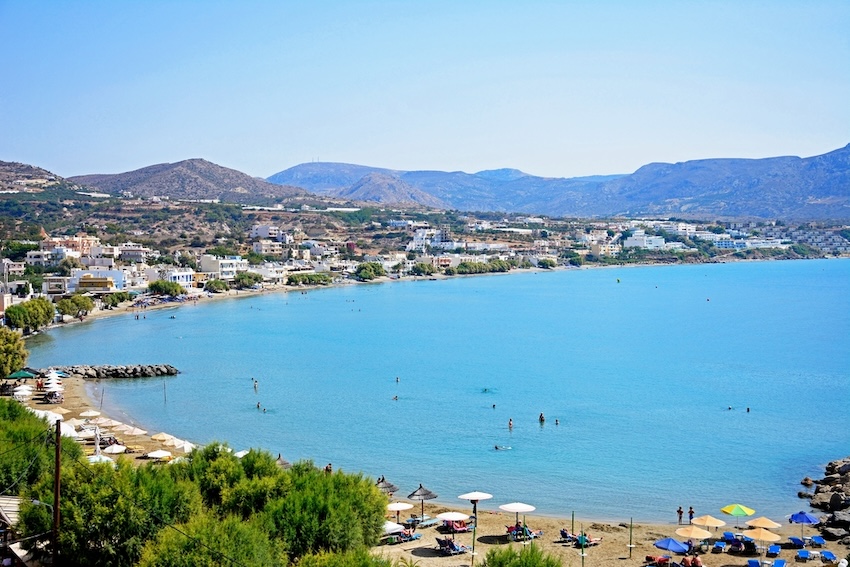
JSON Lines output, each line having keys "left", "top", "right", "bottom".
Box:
{"left": 25, "top": 259, "right": 850, "bottom": 522}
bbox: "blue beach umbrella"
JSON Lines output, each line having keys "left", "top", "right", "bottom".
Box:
{"left": 789, "top": 511, "right": 820, "bottom": 541}
{"left": 654, "top": 537, "right": 689, "bottom": 555}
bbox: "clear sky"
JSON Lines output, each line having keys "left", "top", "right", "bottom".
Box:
{"left": 1, "top": 1, "right": 848, "bottom": 179}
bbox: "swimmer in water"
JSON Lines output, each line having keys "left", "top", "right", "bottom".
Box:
{"left": 508, "top": 418, "right": 513, "bottom": 429}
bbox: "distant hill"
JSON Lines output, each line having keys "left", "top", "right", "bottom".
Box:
{"left": 0, "top": 161, "right": 68, "bottom": 191}
{"left": 70, "top": 159, "right": 306, "bottom": 204}
{"left": 331, "top": 173, "right": 447, "bottom": 208}
{"left": 268, "top": 145, "right": 850, "bottom": 220}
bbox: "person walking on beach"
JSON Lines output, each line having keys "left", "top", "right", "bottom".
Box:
{"left": 688, "top": 506, "right": 694, "bottom": 523}
{"left": 677, "top": 506, "right": 684, "bottom": 524}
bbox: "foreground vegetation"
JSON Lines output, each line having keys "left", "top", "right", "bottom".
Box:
{"left": 1, "top": 399, "right": 387, "bottom": 566}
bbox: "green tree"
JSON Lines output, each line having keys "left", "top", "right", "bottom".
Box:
{"left": 71, "top": 294, "right": 95, "bottom": 315}
{"left": 149, "top": 280, "right": 186, "bottom": 296}
{"left": 234, "top": 271, "right": 264, "bottom": 289}
{"left": 3, "top": 304, "right": 29, "bottom": 331}
{"left": 204, "top": 279, "right": 229, "bottom": 293}
{"left": 410, "top": 263, "right": 435, "bottom": 276}
{"left": 56, "top": 256, "right": 83, "bottom": 277}
{"left": 0, "top": 327, "right": 28, "bottom": 378}
{"left": 537, "top": 258, "right": 556, "bottom": 269}
{"left": 354, "top": 262, "right": 386, "bottom": 281}
{"left": 138, "top": 512, "right": 286, "bottom": 567}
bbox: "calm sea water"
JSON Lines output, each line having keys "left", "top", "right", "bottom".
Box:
{"left": 26, "top": 259, "right": 850, "bottom": 522}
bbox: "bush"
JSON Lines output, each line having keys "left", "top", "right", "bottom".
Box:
{"left": 354, "top": 262, "right": 386, "bottom": 281}
{"left": 204, "top": 279, "right": 229, "bottom": 293}
{"left": 148, "top": 280, "right": 186, "bottom": 296}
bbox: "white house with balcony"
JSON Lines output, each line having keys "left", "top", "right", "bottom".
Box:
{"left": 199, "top": 255, "right": 248, "bottom": 281}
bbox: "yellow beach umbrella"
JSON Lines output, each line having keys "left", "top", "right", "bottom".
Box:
{"left": 675, "top": 525, "right": 712, "bottom": 540}
{"left": 721, "top": 503, "right": 755, "bottom": 526}
{"left": 746, "top": 516, "right": 781, "bottom": 529}
{"left": 742, "top": 527, "right": 781, "bottom": 562}
{"left": 691, "top": 514, "right": 726, "bottom": 529}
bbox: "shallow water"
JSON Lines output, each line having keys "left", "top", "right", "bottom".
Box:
{"left": 26, "top": 259, "right": 850, "bottom": 521}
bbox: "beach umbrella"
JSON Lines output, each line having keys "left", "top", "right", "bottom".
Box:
{"left": 675, "top": 525, "right": 711, "bottom": 540}
{"left": 65, "top": 418, "right": 86, "bottom": 427}
{"left": 387, "top": 501, "right": 413, "bottom": 524}
{"left": 382, "top": 521, "right": 405, "bottom": 535}
{"left": 164, "top": 437, "right": 184, "bottom": 447}
{"left": 80, "top": 410, "right": 100, "bottom": 418}
{"left": 275, "top": 453, "right": 291, "bottom": 469}
{"left": 407, "top": 484, "right": 437, "bottom": 518}
{"left": 103, "top": 444, "right": 127, "bottom": 454}
{"left": 789, "top": 511, "right": 820, "bottom": 541}
{"left": 151, "top": 432, "right": 174, "bottom": 442}
{"left": 376, "top": 476, "right": 399, "bottom": 495}
{"left": 87, "top": 454, "right": 114, "bottom": 464}
{"left": 437, "top": 511, "right": 470, "bottom": 540}
{"left": 721, "top": 503, "right": 755, "bottom": 526}
{"left": 499, "top": 502, "right": 536, "bottom": 526}
{"left": 146, "top": 449, "right": 172, "bottom": 460}
{"left": 654, "top": 537, "right": 689, "bottom": 555}
{"left": 58, "top": 422, "right": 78, "bottom": 438}
{"left": 691, "top": 514, "right": 726, "bottom": 530}
{"left": 746, "top": 516, "right": 781, "bottom": 529}
{"left": 179, "top": 442, "right": 196, "bottom": 453}
{"left": 13, "top": 385, "right": 33, "bottom": 392}
{"left": 51, "top": 407, "right": 71, "bottom": 415}
{"left": 7, "top": 370, "right": 35, "bottom": 379}
{"left": 124, "top": 427, "right": 147, "bottom": 436}
{"left": 742, "top": 526, "right": 781, "bottom": 562}
{"left": 459, "top": 491, "right": 493, "bottom": 519}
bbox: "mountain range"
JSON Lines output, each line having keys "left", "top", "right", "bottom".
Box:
{"left": 267, "top": 144, "right": 850, "bottom": 220}
{"left": 6, "top": 145, "right": 849, "bottom": 220}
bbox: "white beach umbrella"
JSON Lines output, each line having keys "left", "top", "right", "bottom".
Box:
{"left": 103, "top": 444, "right": 127, "bottom": 454}
{"left": 45, "top": 386, "right": 64, "bottom": 393}
{"left": 499, "top": 502, "right": 536, "bottom": 525}
{"left": 13, "top": 385, "right": 33, "bottom": 392}
{"left": 146, "top": 449, "right": 172, "bottom": 460}
{"left": 387, "top": 501, "right": 414, "bottom": 523}
{"left": 124, "top": 427, "right": 147, "bottom": 436}
{"left": 76, "top": 428, "right": 96, "bottom": 439}
{"left": 80, "top": 410, "right": 100, "bottom": 418}
{"left": 87, "top": 454, "right": 114, "bottom": 464}
{"left": 65, "top": 418, "right": 86, "bottom": 427}
{"left": 151, "top": 432, "right": 174, "bottom": 442}
{"left": 382, "top": 521, "right": 405, "bottom": 535}
{"left": 52, "top": 407, "right": 71, "bottom": 415}
{"left": 233, "top": 449, "right": 250, "bottom": 458}
{"left": 59, "top": 422, "right": 78, "bottom": 438}
{"left": 459, "top": 491, "right": 493, "bottom": 518}
{"left": 179, "top": 442, "right": 196, "bottom": 453}
{"left": 164, "top": 437, "right": 184, "bottom": 447}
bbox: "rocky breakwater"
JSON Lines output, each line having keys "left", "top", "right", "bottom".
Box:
{"left": 50, "top": 364, "right": 179, "bottom": 379}
{"left": 800, "top": 456, "right": 850, "bottom": 544}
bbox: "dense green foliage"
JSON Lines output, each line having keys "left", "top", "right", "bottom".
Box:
{"left": 1, "top": 240, "right": 39, "bottom": 261}
{"left": 354, "top": 262, "right": 386, "bottom": 281}
{"left": 234, "top": 271, "right": 264, "bottom": 289}
{"left": 148, "top": 280, "right": 186, "bottom": 296}
{"left": 0, "top": 327, "right": 28, "bottom": 380}
{"left": 57, "top": 295, "right": 95, "bottom": 318}
{"left": 482, "top": 542, "right": 562, "bottom": 567}
{"left": 101, "top": 291, "right": 132, "bottom": 309}
{"left": 537, "top": 258, "right": 556, "bottom": 269}
{"left": 410, "top": 263, "right": 436, "bottom": 276}
{"left": 455, "top": 259, "right": 513, "bottom": 274}
{"left": 287, "top": 273, "right": 333, "bottom": 286}
{"left": 204, "top": 279, "right": 229, "bottom": 293}
{"left": 4, "top": 297, "right": 54, "bottom": 333}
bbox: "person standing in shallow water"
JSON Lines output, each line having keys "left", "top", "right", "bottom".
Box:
{"left": 688, "top": 506, "right": 694, "bottom": 523}
{"left": 677, "top": 506, "right": 684, "bottom": 524}
{"left": 508, "top": 418, "right": 513, "bottom": 429}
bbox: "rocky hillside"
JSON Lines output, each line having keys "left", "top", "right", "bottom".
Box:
{"left": 268, "top": 145, "right": 850, "bottom": 220}
{"left": 0, "top": 160, "right": 67, "bottom": 191}
{"left": 331, "top": 172, "right": 447, "bottom": 208}
{"left": 70, "top": 159, "right": 306, "bottom": 205}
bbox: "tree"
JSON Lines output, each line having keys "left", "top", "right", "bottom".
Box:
{"left": 56, "top": 256, "right": 83, "bottom": 277}
{"left": 537, "top": 258, "right": 556, "bottom": 269}
{"left": 0, "top": 327, "right": 28, "bottom": 377}
{"left": 3, "top": 304, "right": 29, "bottom": 331}
{"left": 6, "top": 297, "right": 54, "bottom": 333}
{"left": 71, "top": 295, "right": 94, "bottom": 315}
{"left": 354, "top": 262, "right": 386, "bottom": 281}
{"left": 410, "top": 263, "right": 435, "bottom": 276}
{"left": 204, "top": 279, "right": 229, "bottom": 293}
{"left": 234, "top": 271, "right": 263, "bottom": 289}
{"left": 149, "top": 280, "right": 186, "bottom": 296}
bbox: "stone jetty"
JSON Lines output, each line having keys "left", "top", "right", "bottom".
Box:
{"left": 46, "top": 364, "right": 179, "bottom": 379}
{"left": 799, "top": 456, "right": 850, "bottom": 544}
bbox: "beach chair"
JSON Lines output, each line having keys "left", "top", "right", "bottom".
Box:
{"left": 767, "top": 544, "right": 781, "bottom": 557}
{"left": 558, "top": 529, "right": 577, "bottom": 543}
{"left": 522, "top": 526, "right": 543, "bottom": 540}
{"left": 417, "top": 515, "right": 438, "bottom": 528}
{"left": 722, "top": 531, "right": 738, "bottom": 543}
{"left": 795, "top": 549, "right": 810, "bottom": 562}
{"left": 644, "top": 555, "right": 670, "bottom": 566}
{"left": 773, "top": 560, "right": 786, "bottom": 567}
{"left": 397, "top": 530, "right": 421, "bottom": 543}
{"left": 820, "top": 551, "right": 838, "bottom": 565}
{"left": 789, "top": 536, "right": 806, "bottom": 548}
{"left": 711, "top": 540, "right": 726, "bottom": 553}
{"left": 447, "top": 540, "right": 469, "bottom": 554}
{"left": 728, "top": 539, "right": 745, "bottom": 553}
{"left": 436, "top": 537, "right": 451, "bottom": 554}
{"left": 448, "top": 520, "right": 471, "bottom": 533}
{"left": 809, "top": 535, "right": 825, "bottom": 547}
{"left": 747, "top": 560, "right": 762, "bottom": 567}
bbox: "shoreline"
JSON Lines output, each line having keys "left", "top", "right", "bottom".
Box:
{"left": 21, "top": 258, "right": 850, "bottom": 528}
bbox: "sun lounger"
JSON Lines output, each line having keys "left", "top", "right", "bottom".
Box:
{"left": 711, "top": 541, "right": 726, "bottom": 553}
{"left": 397, "top": 530, "right": 421, "bottom": 543}
{"left": 820, "top": 551, "right": 837, "bottom": 565}
{"left": 447, "top": 540, "right": 469, "bottom": 554}
{"left": 723, "top": 531, "right": 738, "bottom": 543}
{"left": 446, "top": 520, "right": 471, "bottom": 533}
{"left": 559, "top": 529, "right": 577, "bottom": 543}
{"left": 411, "top": 515, "right": 438, "bottom": 528}
{"left": 728, "top": 539, "right": 745, "bottom": 552}
{"left": 789, "top": 536, "right": 806, "bottom": 548}
{"left": 796, "top": 549, "right": 810, "bottom": 561}
{"left": 644, "top": 555, "right": 671, "bottom": 566}
{"left": 747, "top": 560, "right": 762, "bottom": 567}
{"left": 522, "top": 526, "right": 543, "bottom": 540}
{"left": 575, "top": 534, "right": 601, "bottom": 547}
{"left": 773, "top": 560, "right": 786, "bottom": 567}
{"left": 767, "top": 544, "right": 781, "bottom": 557}
{"left": 809, "top": 535, "right": 825, "bottom": 547}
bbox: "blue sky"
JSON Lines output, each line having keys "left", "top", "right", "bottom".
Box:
{"left": 1, "top": 1, "right": 848, "bottom": 178}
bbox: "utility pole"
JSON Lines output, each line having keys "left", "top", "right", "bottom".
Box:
{"left": 53, "top": 419, "right": 60, "bottom": 565}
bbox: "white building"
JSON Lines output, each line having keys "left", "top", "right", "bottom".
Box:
{"left": 199, "top": 255, "right": 249, "bottom": 281}
{"left": 250, "top": 225, "right": 281, "bottom": 239}
{"left": 68, "top": 268, "right": 128, "bottom": 292}
{"left": 253, "top": 240, "right": 284, "bottom": 256}
{"left": 623, "top": 230, "right": 666, "bottom": 250}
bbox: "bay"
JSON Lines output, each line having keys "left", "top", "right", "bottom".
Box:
{"left": 26, "top": 259, "right": 850, "bottom": 521}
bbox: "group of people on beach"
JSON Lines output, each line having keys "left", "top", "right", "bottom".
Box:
{"left": 676, "top": 506, "right": 695, "bottom": 524}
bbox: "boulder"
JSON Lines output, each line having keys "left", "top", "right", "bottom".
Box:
{"left": 830, "top": 511, "right": 850, "bottom": 528}
{"left": 822, "top": 527, "right": 848, "bottom": 540}
{"left": 802, "top": 477, "right": 814, "bottom": 487}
